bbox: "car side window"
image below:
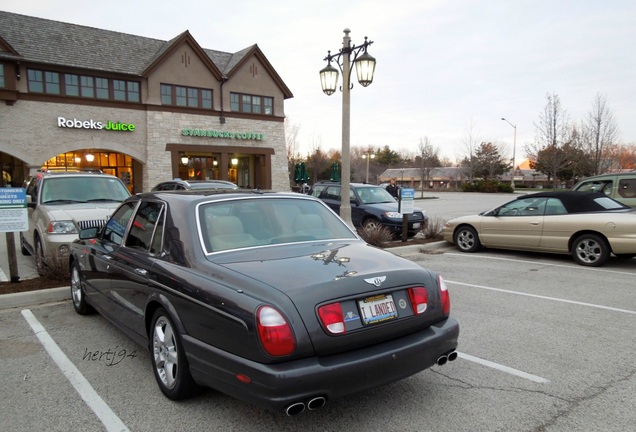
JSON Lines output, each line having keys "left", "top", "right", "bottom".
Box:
{"left": 618, "top": 179, "right": 636, "bottom": 198}
{"left": 311, "top": 185, "right": 326, "bottom": 197}
{"left": 26, "top": 177, "right": 38, "bottom": 201}
{"left": 324, "top": 186, "right": 340, "bottom": 200}
{"left": 498, "top": 198, "right": 547, "bottom": 216}
{"left": 126, "top": 202, "right": 164, "bottom": 252}
{"left": 103, "top": 202, "right": 136, "bottom": 245}
{"left": 544, "top": 198, "right": 567, "bottom": 215}
{"left": 577, "top": 180, "right": 613, "bottom": 195}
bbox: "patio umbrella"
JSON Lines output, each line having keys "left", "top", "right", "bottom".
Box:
{"left": 330, "top": 162, "right": 340, "bottom": 182}
{"left": 293, "top": 163, "right": 301, "bottom": 184}
{"left": 299, "top": 162, "right": 309, "bottom": 184}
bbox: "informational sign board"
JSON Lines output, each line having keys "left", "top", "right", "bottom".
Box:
{"left": 399, "top": 188, "right": 414, "bottom": 215}
{"left": 0, "top": 188, "right": 28, "bottom": 233}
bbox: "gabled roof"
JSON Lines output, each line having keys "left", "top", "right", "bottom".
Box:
{"left": 221, "top": 44, "right": 293, "bottom": 99}
{"left": 0, "top": 10, "right": 293, "bottom": 98}
{"left": 142, "top": 30, "right": 224, "bottom": 80}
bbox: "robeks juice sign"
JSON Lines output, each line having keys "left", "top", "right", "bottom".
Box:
{"left": 57, "top": 117, "right": 135, "bottom": 131}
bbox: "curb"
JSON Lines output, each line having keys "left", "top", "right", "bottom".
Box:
{"left": 1, "top": 286, "right": 71, "bottom": 310}
{"left": 386, "top": 240, "right": 451, "bottom": 257}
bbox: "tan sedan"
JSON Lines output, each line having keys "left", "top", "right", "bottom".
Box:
{"left": 442, "top": 191, "right": 636, "bottom": 266}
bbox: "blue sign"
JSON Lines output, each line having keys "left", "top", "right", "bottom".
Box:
{"left": 0, "top": 188, "right": 28, "bottom": 232}
{"left": 399, "top": 188, "right": 415, "bottom": 214}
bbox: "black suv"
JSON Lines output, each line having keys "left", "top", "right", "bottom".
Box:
{"left": 309, "top": 182, "right": 427, "bottom": 236}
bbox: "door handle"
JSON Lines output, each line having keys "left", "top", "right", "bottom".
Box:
{"left": 135, "top": 268, "right": 148, "bottom": 276}
{"left": 103, "top": 255, "right": 112, "bottom": 260}
{"left": 530, "top": 222, "right": 540, "bottom": 226}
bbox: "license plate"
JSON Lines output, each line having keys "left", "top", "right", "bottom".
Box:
{"left": 358, "top": 294, "right": 398, "bottom": 325}
{"left": 413, "top": 223, "right": 420, "bottom": 229}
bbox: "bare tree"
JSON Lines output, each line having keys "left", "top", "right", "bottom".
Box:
{"left": 458, "top": 118, "right": 480, "bottom": 183}
{"left": 285, "top": 118, "right": 302, "bottom": 187}
{"left": 305, "top": 133, "right": 330, "bottom": 184}
{"left": 526, "top": 92, "right": 571, "bottom": 189}
{"left": 583, "top": 93, "right": 620, "bottom": 175}
{"left": 417, "top": 137, "right": 440, "bottom": 197}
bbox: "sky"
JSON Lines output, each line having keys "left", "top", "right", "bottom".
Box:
{"left": 2, "top": 0, "right": 635, "bottom": 164}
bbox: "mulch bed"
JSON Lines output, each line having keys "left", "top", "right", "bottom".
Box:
{"left": 0, "top": 277, "right": 68, "bottom": 295}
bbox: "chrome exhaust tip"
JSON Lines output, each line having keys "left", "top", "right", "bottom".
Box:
{"left": 436, "top": 355, "right": 448, "bottom": 366}
{"left": 285, "top": 402, "right": 306, "bottom": 416}
{"left": 448, "top": 351, "right": 458, "bottom": 362}
{"left": 307, "top": 396, "right": 327, "bottom": 410}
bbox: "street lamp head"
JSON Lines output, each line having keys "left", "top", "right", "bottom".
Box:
{"left": 355, "top": 49, "right": 376, "bottom": 87}
{"left": 320, "top": 59, "right": 339, "bottom": 96}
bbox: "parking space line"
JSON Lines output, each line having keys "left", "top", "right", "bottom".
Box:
{"left": 447, "top": 280, "right": 636, "bottom": 315}
{"left": 457, "top": 352, "right": 550, "bottom": 383}
{"left": 21, "top": 309, "right": 130, "bottom": 432}
{"left": 444, "top": 253, "right": 636, "bottom": 276}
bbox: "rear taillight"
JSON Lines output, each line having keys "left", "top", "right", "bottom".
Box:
{"left": 256, "top": 306, "right": 295, "bottom": 356}
{"left": 318, "top": 302, "right": 346, "bottom": 334}
{"left": 408, "top": 287, "right": 428, "bottom": 314}
{"left": 439, "top": 275, "right": 450, "bottom": 315}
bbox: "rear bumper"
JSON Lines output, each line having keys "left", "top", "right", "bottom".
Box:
{"left": 183, "top": 317, "right": 459, "bottom": 412}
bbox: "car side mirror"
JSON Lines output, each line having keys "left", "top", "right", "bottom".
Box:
{"left": 79, "top": 227, "right": 99, "bottom": 239}
{"left": 350, "top": 198, "right": 357, "bottom": 206}
{"left": 26, "top": 195, "right": 36, "bottom": 208}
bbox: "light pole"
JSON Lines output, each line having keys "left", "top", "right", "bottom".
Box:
{"left": 361, "top": 149, "right": 375, "bottom": 183}
{"left": 501, "top": 118, "right": 517, "bottom": 188}
{"left": 320, "top": 29, "right": 376, "bottom": 227}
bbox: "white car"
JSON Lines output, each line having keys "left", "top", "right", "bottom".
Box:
{"left": 21, "top": 170, "right": 130, "bottom": 275}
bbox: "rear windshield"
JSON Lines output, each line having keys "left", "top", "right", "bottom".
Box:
{"left": 198, "top": 197, "right": 357, "bottom": 253}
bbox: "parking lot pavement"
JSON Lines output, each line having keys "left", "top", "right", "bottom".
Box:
{"left": 0, "top": 232, "right": 38, "bottom": 282}
{"left": 2, "top": 247, "right": 635, "bottom": 431}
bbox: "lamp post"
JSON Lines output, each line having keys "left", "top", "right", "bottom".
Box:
{"left": 320, "top": 29, "right": 376, "bottom": 227}
{"left": 361, "top": 149, "right": 375, "bottom": 183}
{"left": 501, "top": 118, "right": 517, "bottom": 188}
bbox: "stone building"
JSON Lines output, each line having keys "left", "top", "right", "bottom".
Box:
{"left": 0, "top": 11, "right": 293, "bottom": 192}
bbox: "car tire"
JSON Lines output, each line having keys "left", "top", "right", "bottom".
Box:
{"left": 150, "top": 308, "right": 198, "bottom": 400}
{"left": 70, "top": 261, "right": 94, "bottom": 315}
{"left": 20, "top": 233, "right": 31, "bottom": 256}
{"left": 34, "top": 236, "right": 46, "bottom": 276}
{"left": 571, "top": 234, "right": 609, "bottom": 267}
{"left": 454, "top": 226, "right": 480, "bottom": 253}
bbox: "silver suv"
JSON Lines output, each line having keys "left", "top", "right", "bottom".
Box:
{"left": 21, "top": 170, "right": 131, "bottom": 275}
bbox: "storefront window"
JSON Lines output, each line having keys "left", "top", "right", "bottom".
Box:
{"left": 41, "top": 151, "right": 135, "bottom": 193}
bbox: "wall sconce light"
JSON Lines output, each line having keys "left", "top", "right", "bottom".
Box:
{"left": 231, "top": 158, "right": 238, "bottom": 166}
{"left": 74, "top": 157, "right": 81, "bottom": 163}
{"left": 181, "top": 156, "right": 189, "bottom": 165}
{"left": 85, "top": 153, "right": 95, "bottom": 162}
{"left": 213, "top": 160, "right": 218, "bottom": 166}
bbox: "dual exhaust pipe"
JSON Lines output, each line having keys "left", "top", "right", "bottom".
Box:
{"left": 436, "top": 350, "right": 458, "bottom": 366}
{"left": 285, "top": 351, "right": 458, "bottom": 415}
{"left": 285, "top": 396, "right": 327, "bottom": 416}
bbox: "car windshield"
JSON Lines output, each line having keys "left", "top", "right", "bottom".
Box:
{"left": 198, "top": 197, "right": 357, "bottom": 253}
{"left": 357, "top": 187, "right": 397, "bottom": 204}
{"left": 41, "top": 177, "right": 131, "bottom": 204}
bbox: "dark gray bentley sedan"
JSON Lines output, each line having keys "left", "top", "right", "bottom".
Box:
{"left": 69, "top": 190, "right": 459, "bottom": 415}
